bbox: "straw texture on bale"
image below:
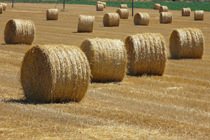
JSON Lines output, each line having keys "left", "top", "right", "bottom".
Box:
{"left": 134, "top": 12, "right": 150, "bottom": 25}
{"left": 103, "top": 13, "right": 120, "bottom": 27}
{"left": 21, "top": 44, "right": 90, "bottom": 102}
{"left": 77, "top": 15, "right": 95, "bottom": 32}
{"left": 170, "top": 28, "right": 204, "bottom": 58}
{"left": 46, "top": 9, "right": 58, "bottom": 20}
{"left": 120, "top": 4, "right": 128, "bottom": 9}
{"left": 116, "top": 9, "right": 129, "bottom": 19}
{"left": 160, "top": 12, "right": 172, "bottom": 24}
{"left": 80, "top": 38, "right": 127, "bottom": 82}
{"left": 182, "top": 8, "right": 191, "bottom": 16}
{"left": 4, "top": 19, "right": 35, "bottom": 44}
{"left": 0, "top": 3, "right": 7, "bottom": 11}
{"left": 154, "top": 3, "right": 160, "bottom": 10}
{"left": 194, "top": 10, "right": 204, "bottom": 20}
{"left": 96, "top": 4, "right": 104, "bottom": 11}
{"left": 159, "top": 6, "right": 168, "bottom": 13}
{"left": 0, "top": 5, "right": 3, "bottom": 14}
{"left": 125, "top": 33, "right": 167, "bottom": 75}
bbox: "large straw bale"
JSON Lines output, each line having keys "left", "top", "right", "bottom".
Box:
{"left": 159, "top": 6, "right": 168, "bottom": 13}
{"left": 4, "top": 19, "right": 35, "bottom": 44}
{"left": 182, "top": 8, "right": 191, "bottom": 16}
{"left": 46, "top": 9, "right": 58, "bottom": 20}
{"left": 120, "top": 4, "right": 128, "bottom": 9}
{"left": 154, "top": 3, "right": 160, "bottom": 10}
{"left": 160, "top": 12, "right": 172, "bottom": 24}
{"left": 134, "top": 12, "right": 150, "bottom": 25}
{"left": 21, "top": 45, "right": 90, "bottom": 102}
{"left": 96, "top": 3, "right": 104, "bottom": 11}
{"left": 0, "top": 5, "right": 3, "bottom": 14}
{"left": 116, "top": 8, "right": 129, "bottom": 19}
{"left": 0, "top": 3, "right": 6, "bottom": 11}
{"left": 77, "top": 15, "right": 95, "bottom": 32}
{"left": 103, "top": 13, "right": 120, "bottom": 27}
{"left": 170, "top": 28, "right": 204, "bottom": 58}
{"left": 125, "top": 33, "right": 167, "bottom": 75}
{"left": 194, "top": 10, "right": 204, "bottom": 20}
{"left": 80, "top": 38, "right": 127, "bottom": 82}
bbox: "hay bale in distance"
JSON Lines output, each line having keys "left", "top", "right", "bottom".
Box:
{"left": 80, "top": 38, "right": 127, "bottom": 82}
{"left": 101, "top": 2, "right": 106, "bottom": 8}
{"left": 159, "top": 6, "right": 168, "bottom": 13}
{"left": 0, "top": 5, "right": 3, "bottom": 14}
{"left": 194, "top": 10, "right": 204, "bottom": 20}
{"left": 170, "top": 28, "right": 204, "bottom": 58}
{"left": 103, "top": 13, "right": 120, "bottom": 27}
{"left": 97, "top": 1, "right": 106, "bottom": 8}
{"left": 182, "top": 8, "right": 191, "bottom": 16}
{"left": 134, "top": 12, "right": 150, "bottom": 25}
{"left": 0, "top": 3, "right": 7, "bottom": 11}
{"left": 160, "top": 12, "right": 172, "bottom": 24}
{"left": 116, "top": 8, "right": 129, "bottom": 19}
{"left": 4, "top": 19, "right": 35, "bottom": 44}
{"left": 46, "top": 9, "right": 58, "bottom": 20}
{"left": 77, "top": 15, "right": 95, "bottom": 32}
{"left": 125, "top": 33, "right": 167, "bottom": 75}
{"left": 96, "top": 3, "right": 104, "bottom": 11}
{"left": 120, "top": 4, "right": 128, "bottom": 9}
{"left": 21, "top": 45, "right": 90, "bottom": 102}
{"left": 154, "top": 3, "right": 160, "bottom": 10}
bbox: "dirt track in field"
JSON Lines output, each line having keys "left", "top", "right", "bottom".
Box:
{"left": 0, "top": 3, "right": 209, "bottom": 140}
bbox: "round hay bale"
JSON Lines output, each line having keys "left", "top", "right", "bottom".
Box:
{"left": 0, "top": 3, "right": 7, "bottom": 11}
{"left": 46, "top": 9, "right": 58, "bottom": 20}
{"left": 154, "top": 3, "right": 160, "bottom": 10}
{"left": 0, "top": 5, "right": 3, "bottom": 14}
{"left": 194, "top": 10, "right": 204, "bottom": 20}
{"left": 116, "top": 8, "right": 129, "bottom": 19}
{"left": 103, "top": 13, "right": 120, "bottom": 27}
{"left": 134, "top": 12, "right": 150, "bottom": 25}
{"left": 159, "top": 6, "right": 168, "bottom": 13}
{"left": 182, "top": 8, "right": 191, "bottom": 16}
{"left": 97, "top": 1, "right": 106, "bottom": 8}
{"left": 160, "top": 12, "right": 172, "bottom": 24}
{"left": 120, "top": 4, "right": 128, "bottom": 9}
{"left": 96, "top": 3, "right": 104, "bottom": 11}
{"left": 21, "top": 45, "right": 90, "bottom": 102}
{"left": 77, "top": 15, "right": 95, "bottom": 32}
{"left": 169, "top": 28, "right": 204, "bottom": 58}
{"left": 4, "top": 19, "right": 35, "bottom": 44}
{"left": 125, "top": 33, "right": 167, "bottom": 75}
{"left": 80, "top": 38, "right": 127, "bottom": 82}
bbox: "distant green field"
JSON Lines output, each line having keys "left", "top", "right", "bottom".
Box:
{"left": 2, "top": 0, "right": 210, "bottom": 11}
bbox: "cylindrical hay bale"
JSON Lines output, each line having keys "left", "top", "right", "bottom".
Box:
{"left": 46, "top": 9, "right": 58, "bottom": 20}
{"left": 0, "top": 5, "right": 3, "bottom": 14}
{"left": 103, "top": 13, "right": 120, "bottom": 27}
{"left": 96, "top": 3, "right": 104, "bottom": 11}
{"left": 125, "top": 33, "right": 167, "bottom": 75}
{"left": 4, "top": 19, "right": 35, "bottom": 44}
{"left": 154, "top": 4, "right": 160, "bottom": 10}
{"left": 77, "top": 15, "right": 95, "bottom": 32}
{"left": 1, "top": 3, "right": 7, "bottom": 11}
{"left": 80, "top": 38, "right": 127, "bottom": 82}
{"left": 159, "top": 6, "right": 168, "bottom": 13}
{"left": 116, "top": 8, "right": 129, "bottom": 19}
{"left": 102, "top": 2, "right": 106, "bottom": 8}
{"left": 134, "top": 12, "right": 150, "bottom": 25}
{"left": 169, "top": 28, "right": 204, "bottom": 58}
{"left": 194, "top": 10, "right": 204, "bottom": 20}
{"left": 21, "top": 45, "right": 90, "bottom": 102}
{"left": 120, "top": 4, "right": 128, "bottom": 9}
{"left": 160, "top": 12, "right": 172, "bottom": 24}
{"left": 182, "top": 8, "right": 191, "bottom": 16}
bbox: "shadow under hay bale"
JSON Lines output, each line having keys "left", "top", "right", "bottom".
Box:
{"left": 125, "top": 33, "right": 167, "bottom": 76}
{"left": 77, "top": 15, "right": 95, "bottom": 32}
{"left": 46, "top": 9, "right": 58, "bottom": 20}
{"left": 21, "top": 45, "right": 90, "bottom": 103}
{"left": 170, "top": 28, "right": 204, "bottom": 59}
{"left": 80, "top": 38, "right": 127, "bottom": 82}
{"left": 4, "top": 19, "right": 35, "bottom": 44}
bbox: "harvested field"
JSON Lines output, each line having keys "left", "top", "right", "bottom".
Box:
{"left": 0, "top": 3, "right": 210, "bottom": 140}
